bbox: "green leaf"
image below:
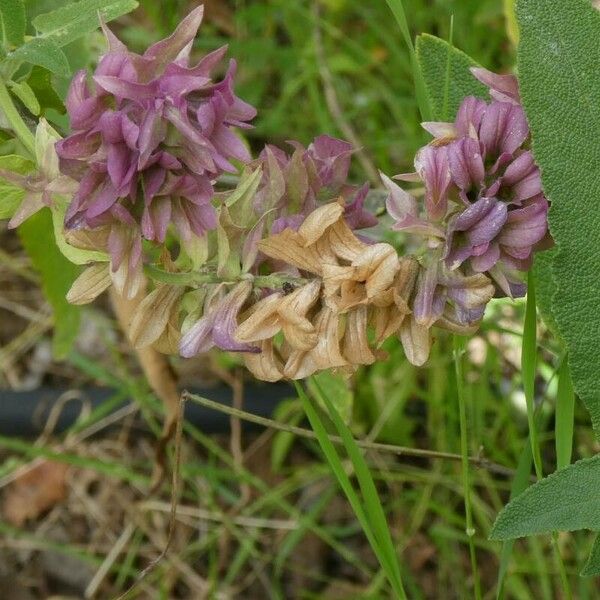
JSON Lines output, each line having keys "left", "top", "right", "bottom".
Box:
{"left": 516, "top": 0, "right": 600, "bottom": 433}
{"left": 32, "top": 0, "right": 138, "bottom": 47}
{"left": 0, "top": 0, "right": 25, "bottom": 48}
{"left": 416, "top": 33, "right": 488, "bottom": 121}
{"left": 490, "top": 455, "right": 600, "bottom": 540}
{"left": 308, "top": 370, "right": 354, "bottom": 424}
{"left": 17, "top": 208, "right": 81, "bottom": 358}
{"left": 26, "top": 66, "right": 66, "bottom": 115}
{"left": 8, "top": 80, "right": 41, "bottom": 116}
{"left": 0, "top": 183, "right": 24, "bottom": 218}
{"left": 0, "top": 154, "right": 34, "bottom": 219}
{"left": 581, "top": 535, "right": 600, "bottom": 577}
{"left": 296, "top": 380, "right": 407, "bottom": 599}
{"left": 532, "top": 248, "right": 559, "bottom": 335}
{"left": 9, "top": 38, "right": 71, "bottom": 76}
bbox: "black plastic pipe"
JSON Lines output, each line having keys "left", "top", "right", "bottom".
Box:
{"left": 0, "top": 383, "right": 292, "bottom": 437}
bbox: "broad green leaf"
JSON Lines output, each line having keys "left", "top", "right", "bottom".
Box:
{"left": 32, "top": 0, "right": 138, "bottom": 47}
{"left": 18, "top": 208, "right": 81, "bottom": 358}
{"left": 9, "top": 38, "right": 71, "bottom": 76}
{"left": 490, "top": 455, "right": 600, "bottom": 540}
{"left": 581, "top": 535, "right": 600, "bottom": 577}
{"left": 8, "top": 80, "right": 41, "bottom": 116}
{"left": 0, "top": 0, "right": 25, "bottom": 48}
{"left": 309, "top": 370, "right": 354, "bottom": 424}
{"left": 516, "top": 0, "right": 600, "bottom": 432}
{"left": 416, "top": 34, "right": 487, "bottom": 121}
{"left": 0, "top": 154, "right": 34, "bottom": 219}
{"left": 532, "top": 248, "right": 559, "bottom": 335}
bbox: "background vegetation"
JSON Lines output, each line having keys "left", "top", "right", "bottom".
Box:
{"left": 0, "top": 0, "right": 598, "bottom": 598}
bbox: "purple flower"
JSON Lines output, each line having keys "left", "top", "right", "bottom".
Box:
{"left": 254, "top": 135, "right": 377, "bottom": 235}
{"left": 179, "top": 281, "right": 259, "bottom": 356}
{"left": 57, "top": 6, "right": 256, "bottom": 273}
{"left": 385, "top": 83, "right": 550, "bottom": 298}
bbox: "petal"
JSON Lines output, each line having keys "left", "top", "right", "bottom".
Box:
{"left": 381, "top": 171, "right": 418, "bottom": 221}
{"left": 470, "top": 67, "right": 520, "bottom": 105}
{"left": 448, "top": 137, "right": 484, "bottom": 191}
{"left": 211, "top": 281, "right": 259, "bottom": 352}
{"left": 179, "top": 314, "right": 216, "bottom": 357}
{"left": 454, "top": 96, "right": 487, "bottom": 137}
{"left": 498, "top": 196, "right": 548, "bottom": 249}
{"left": 129, "top": 286, "right": 182, "bottom": 348}
{"left": 244, "top": 339, "right": 284, "bottom": 382}
{"left": 342, "top": 306, "right": 376, "bottom": 365}
{"left": 479, "top": 102, "right": 529, "bottom": 157}
{"left": 144, "top": 6, "right": 204, "bottom": 63}
{"left": 66, "top": 263, "right": 112, "bottom": 305}
{"left": 399, "top": 316, "right": 431, "bottom": 366}
{"left": 236, "top": 292, "right": 283, "bottom": 342}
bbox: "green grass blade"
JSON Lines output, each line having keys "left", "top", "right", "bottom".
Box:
{"left": 309, "top": 378, "right": 407, "bottom": 599}
{"left": 384, "top": 0, "right": 432, "bottom": 121}
{"left": 453, "top": 335, "right": 482, "bottom": 600}
{"left": 556, "top": 356, "right": 575, "bottom": 470}
{"left": 295, "top": 381, "right": 406, "bottom": 599}
{"left": 522, "top": 271, "right": 543, "bottom": 479}
{"left": 496, "top": 440, "right": 533, "bottom": 599}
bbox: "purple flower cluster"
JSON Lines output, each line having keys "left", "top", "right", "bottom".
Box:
{"left": 385, "top": 68, "right": 549, "bottom": 303}
{"left": 56, "top": 6, "right": 255, "bottom": 286}
{"left": 255, "top": 135, "right": 377, "bottom": 235}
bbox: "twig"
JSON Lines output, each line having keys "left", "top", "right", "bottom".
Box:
{"left": 85, "top": 522, "right": 135, "bottom": 598}
{"left": 141, "top": 500, "right": 298, "bottom": 531}
{"left": 182, "top": 391, "right": 518, "bottom": 478}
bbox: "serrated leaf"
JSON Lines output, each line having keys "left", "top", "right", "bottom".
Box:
{"left": 0, "top": 0, "right": 25, "bottom": 48}
{"left": 32, "top": 0, "right": 138, "bottom": 47}
{"left": 581, "top": 535, "right": 600, "bottom": 577}
{"left": 516, "top": 0, "right": 600, "bottom": 433}
{"left": 416, "top": 33, "right": 488, "bottom": 121}
{"left": 18, "top": 208, "right": 81, "bottom": 358}
{"left": 8, "top": 80, "right": 41, "bottom": 116}
{"left": 9, "top": 38, "right": 70, "bottom": 76}
{"left": 490, "top": 455, "right": 600, "bottom": 540}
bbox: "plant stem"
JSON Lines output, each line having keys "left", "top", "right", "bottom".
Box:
{"left": 144, "top": 264, "right": 308, "bottom": 289}
{"left": 0, "top": 77, "right": 35, "bottom": 157}
{"left": 453, "top": 334, "right": 482, "bottom": 600}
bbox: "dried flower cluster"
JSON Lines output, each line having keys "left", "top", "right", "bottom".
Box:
{"left": 9, "top": 11, "right": 549, "bottom": 380}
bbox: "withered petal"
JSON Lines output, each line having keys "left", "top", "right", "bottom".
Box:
{"left": 343, "top": 306, "right": 376, "bottom": 365}
{"left": 399, "top": 316, "right": 431, "bottom": 367}
{"left": 66, "top": 263, "right": 112, "bottom": 305}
